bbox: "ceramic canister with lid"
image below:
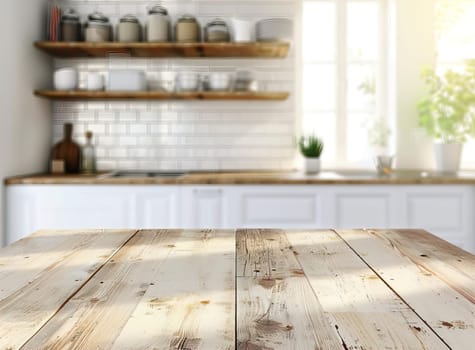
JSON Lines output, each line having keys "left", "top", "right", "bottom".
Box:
{"left": 204, "top": 18, "right": 230, "bottom": 42}
{"left": 147, "top": 5, "right": 169, "bottom": 42}
{"left": 175, "top": 15, "right": 201, "bottom": 43}
{"left": 118, "top": 14, "right": 141, "bottom": 42}
{"left": 84, "top": 12, "right": 112, "bottom": 42}
{"left": 60, "top": 8, "right": 81, "bottom": 41}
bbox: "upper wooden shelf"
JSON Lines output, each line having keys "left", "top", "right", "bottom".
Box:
{"left": 34, "top": 90, "right": 290, "bottom": 101}
{"left": 34, "top": 41, "right": 290, "bottom": 58}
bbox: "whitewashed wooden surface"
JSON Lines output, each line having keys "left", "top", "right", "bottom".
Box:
{"left": 0, "top": 228, "right": 473, "bottom": 350}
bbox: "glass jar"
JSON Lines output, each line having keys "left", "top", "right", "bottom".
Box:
{"left": 81, "top": 131, "right": 96, "bottom": 174}
{"left": 204, "top": 19, "right": 230, "bottom": 42}
{"left": 61, "top": 9, "right": 81, "bottom": 42}
{"left": 84, "top": 12, "right": 112, "bottom": 42}
{"left": 175, "top": 15, "right": 201, "bottom": 43}
{"left": 118, "top": 14, "right": 141, "bottom": 42}
{"left": 147, "top": 5, "right": 169, "bottom": 42}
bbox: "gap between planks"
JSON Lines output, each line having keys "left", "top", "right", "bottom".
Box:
{"left": 18, "top": 229, "right": 141, "bottom": 350}
{"left": 331, "top": 228, "right": 452, "bottom": 349}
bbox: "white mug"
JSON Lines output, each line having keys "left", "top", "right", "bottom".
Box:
{"left": 86, "top": 72, "right": 105, "bottom": 91}
{"left": 231, "top": 18, "right": 254, "bottom": 42}
{"left": 54, "top": 68, "right": 78, "bottom": 91}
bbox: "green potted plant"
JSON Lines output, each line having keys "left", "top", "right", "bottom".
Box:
{"left": 299, "top": 135, "right": 324, "bottom": 174}
{"left": 417, "top": 63, "right": 475, "bottom": 173}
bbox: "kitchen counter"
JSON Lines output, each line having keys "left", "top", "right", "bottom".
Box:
{"left": 6, "top": 169, "right": 475, "bottom": 185}
{"left": 0, "top": 228, "right": 473, "bottom": 349}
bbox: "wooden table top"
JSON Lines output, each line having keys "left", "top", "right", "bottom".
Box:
{"left": 0, "top": 229, "right": 473, "bottom": 350}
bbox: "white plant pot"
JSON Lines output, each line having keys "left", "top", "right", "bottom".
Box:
{"left": 434, "top": 142, "right": 463, "bottom": 174}
{"left": 304, "top": 157, "right": 321, "bottom": 175}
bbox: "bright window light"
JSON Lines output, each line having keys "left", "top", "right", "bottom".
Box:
{"left": 302, "top": 0, "right": 389, "bottom": 168}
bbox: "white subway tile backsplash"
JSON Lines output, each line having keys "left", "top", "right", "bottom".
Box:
{"left": 53, "top": 0, "right": 297, "bottom": 171}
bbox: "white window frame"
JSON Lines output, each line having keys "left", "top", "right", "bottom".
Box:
{"left": 301, "top": 0, "right": 391, "bottom": 168}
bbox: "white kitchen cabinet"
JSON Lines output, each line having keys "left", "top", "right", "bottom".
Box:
{"left": 227, "top": 186, "right": 326, "bottom": 228}
{"left": 5, "top": 185, "right": 179, "bottom": 245}
{"left": 6, "top": 184, "right": 475, "bottom": 253}
{"left": 181, "top": 187, "right": 229, "bottom": 228}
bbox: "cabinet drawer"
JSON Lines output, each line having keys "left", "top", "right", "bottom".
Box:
{"left": 240, "top": 193, "right": 320, "bottom": 227}
{"left": 407, "top": 194, "right": 462, "bottom": 232}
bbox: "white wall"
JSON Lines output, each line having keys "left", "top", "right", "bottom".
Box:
{"left": 0, "top": 0, "right": 52, "bottom": 246}
{"left": 393, "top": 0, "right": 436, "bottom": 169}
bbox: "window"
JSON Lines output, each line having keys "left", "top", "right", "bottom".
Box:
{"left": 302, "top": 0, "right": 390, "bottom": 167}
{"left": 435, "top": 0, "right": 475, "bottom": 168}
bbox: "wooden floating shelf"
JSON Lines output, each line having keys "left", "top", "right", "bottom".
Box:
{"left": 34, "top": 90, "right": 290, "bottom": 101}
{"left": 34, "top": 41, "right": 290, "bottom": 58}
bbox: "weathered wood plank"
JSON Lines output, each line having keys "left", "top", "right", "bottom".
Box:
{"left": 0, "top": 229, "right": 137, "bottom": 350}
{"left": 236, "top": 228, "right": 302, "bottom": 278}
{"left": 287, "top": 229, "right": 449, "bottom": 350}
{"left": 236, "top": 229, "right": 343, "bottom": 349}
{"left": 337, "top": 229, "right": 475, "bottom": 349}
{"left": 22, "top": 229, "right": 235, "bottom": 350}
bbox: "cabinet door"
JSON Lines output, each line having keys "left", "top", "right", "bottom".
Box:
{"left": 334, "top": 188, "right": 394, "bottom": 228}
{"left": 402, "top": 185, "right": 474, "bottom": 252}
{"left": 6, "top": 185, "right": 133, "bottom": 244}
{"left": 135, "top": 187, "right": 179, "bottom": 228}
{"left": 182, "top": 187, "right": 228, "bottom": 229}
{"left": 229, "top": 186, "right": 324, "bottom": 228}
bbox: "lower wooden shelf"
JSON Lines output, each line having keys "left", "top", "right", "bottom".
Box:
{"left": 34, "top": 90, "right": 290, "bottom": 101}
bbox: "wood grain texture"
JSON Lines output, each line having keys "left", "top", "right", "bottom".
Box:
{"left": 236, "top": 229, "right": 343, "bottom": 349}
{"left": 0, "top": 229, "right": 137, "bottom": 350}
{"left": 22, "top": 229, "right": 235, "bottom": 350}
{"left": 34, "top": 41, "right": 290, "bottom": 58}
{"left": 34, "top": 90, "right": 290, "bottom": 101}
{"left": 287, "top": 230, "right": 449, "bottom": 350}
{"left": 336, "top": 229, "right": 475, "bottom": 349}
{"left": 7, "top": 170, "right": 475, "bottom": 185}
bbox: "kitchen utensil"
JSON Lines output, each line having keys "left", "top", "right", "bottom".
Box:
{"left": 231, "top": 18, "right": 254, "bottom": 42}
{"left": 147, "top": 5, "right": 170, "bottom": 42}
{"left": 118, "top": 14, "right": 141, "bottom": 42}
{"left": 60, "top": 8, "right": 81, "bottom": 41}
{"left": 86, "top": 72, "right": 105, "bottom": 91}
{"left": 256, "top": 18, "right": 293, "bottom": 42}
{"left": 176, "top": 72, "right": 200, "bottom": 91}
{"left": 51, "top": 123, "right": 81, "bottom": 174}
{"left": 108, "top": 70, "right": 147, "bottom": 91}
{"left": 208, "top": 73, "right": 232, "bottom": 91}
{"left": 84, "top": 12, "right": 112, "bottom": 42}
{"left": 175, "top": 15, "right": 201, "bottom": 43}
{"left": 375, "top": 155, "right": 395, "bottom": 175}
{"left": 205, "top": 19, "right": 230, "bottom": 42}
{"left": 54, "top": 68, "right": 78, "bottom": 91}
{"left": 234, "top": 70, "right": 259, "bottom": 92}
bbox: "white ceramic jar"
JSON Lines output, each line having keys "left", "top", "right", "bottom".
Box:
{"left": 147, "top": 5, "right": 169, "bottom": 42}
{"left": 176, "top": 72, "right": 200, "bottom": 92}
{"left": 118, "top": 15, "right": 141, "bottom": 42}
{"left": 84, "top": 12, "right": 112, "bottom": 42}
{"left": 86, "top": 72, "right": 104, "bottom": 91}
{"left": 231, "top": 18, "right": 254, "bottom": 42}
{"left": 54, "top": 68, "right": 78, "bottom": 91}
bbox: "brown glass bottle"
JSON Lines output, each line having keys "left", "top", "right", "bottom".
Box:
{"left": 51, "top": 123, "right": 81, "bottom": 173}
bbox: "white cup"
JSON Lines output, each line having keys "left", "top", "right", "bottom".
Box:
{"left": 86, "top": 72, "right": 105, "bottom": 91}
{"left": 54, "top": 68, "right": 78, "bottom": 91}
{"left": 231, "top": 18, "right": 254, "bottom": 42}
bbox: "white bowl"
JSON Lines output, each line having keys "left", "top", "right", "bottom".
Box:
{"left": 176, "top": 72, "right": 200, "bottom": 91}
{"left": 54, "top": 68, "right": 78, "bottom": 91}
{"left": 256, "top": 18, "right": 293, "bottom": 42}
{"left": 209, "top": 73, "right": 232, "bottom": 91}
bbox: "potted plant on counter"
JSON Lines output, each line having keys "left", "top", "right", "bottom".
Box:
{"left": 417, "top": 63, "right": 475, "bottom": 173}
{"left": 299, "top": 135, "right": 324, "bottom": 174}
